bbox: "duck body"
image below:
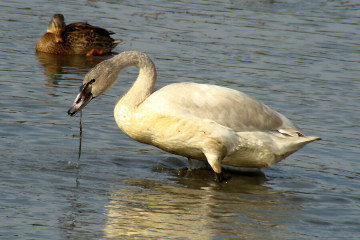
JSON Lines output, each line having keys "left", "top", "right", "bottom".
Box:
{"left": 68, "top": 51, "right": 320, "bottom": 181}
{"left": 36, "top": 14, "right": 121, "bottom": 55}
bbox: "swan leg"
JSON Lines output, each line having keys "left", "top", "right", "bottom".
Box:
{"left": 214, "top": 172, "right": 232, "bottom": 183}
{"left": 187, "top": 157, "right": 193, "bottom": 171}
{"left": 215, "top": 172, "right": 223, "bottom": 183}
{"left": 205, "top": 153, "right": 222, "bottom": 173}
{"left": 205, "top": 152, "right": 231, "bottom": 182}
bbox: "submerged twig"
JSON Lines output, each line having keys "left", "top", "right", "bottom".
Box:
{"left": 78, "top": 111, "right": 82, "bottom": 161}
{"left": 75, "top": 111, "right": 82, "bottom": 187}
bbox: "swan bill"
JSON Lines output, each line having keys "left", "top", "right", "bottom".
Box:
{"left": 68, "top": 82, "right": 94, "bottom": 116}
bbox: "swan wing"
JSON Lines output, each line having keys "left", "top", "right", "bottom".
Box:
{"left": 140, "top": 82, "right": 297, "bottom": 132}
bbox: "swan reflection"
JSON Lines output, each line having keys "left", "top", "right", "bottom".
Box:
{"left": 104, "top": 172, "right": 298, "bottom": 239}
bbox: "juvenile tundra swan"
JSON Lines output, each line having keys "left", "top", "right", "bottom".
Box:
{"left": 68, "top": 51, "right": 320, "bottom": 182}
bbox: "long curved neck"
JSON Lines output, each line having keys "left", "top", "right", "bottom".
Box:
{"left": 112, "top": 51, "right": 157, "bottom": 108}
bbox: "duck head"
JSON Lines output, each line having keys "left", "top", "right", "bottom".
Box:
{"left": 47, "top": 14, "right": 66, "bottom": 44}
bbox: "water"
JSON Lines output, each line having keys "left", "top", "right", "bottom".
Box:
{"left": 1, "top": 0, "right": 360, "bottom": 239}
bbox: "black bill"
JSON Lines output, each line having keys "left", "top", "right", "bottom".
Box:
{"left": 68, "top": 82, "right": 94, "bottom": 116}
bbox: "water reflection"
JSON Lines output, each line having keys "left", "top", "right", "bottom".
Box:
{"left": 104, "top": 174, "right": 298, "bottom": 239}
{"left": 35, "top": 51, "right": 105, "bottom": 85}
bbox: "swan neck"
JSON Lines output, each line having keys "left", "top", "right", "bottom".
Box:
{"left": 114, "top": 51, "right": 157, "bottom": 108}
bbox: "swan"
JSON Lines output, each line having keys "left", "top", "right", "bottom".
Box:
{"left": 68, "top": 51, "right": 320, "bottom": 182}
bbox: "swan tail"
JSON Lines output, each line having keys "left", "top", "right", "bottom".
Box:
{"left": 270, "top": 134, "right": 321, "bottom": 157}
{"left": 303, "top": 135, "right": 322, "bottom": 142}
{"left": 113, "top": 39, "right": 123, "bottom": 44}
{"left": 223, "top": 132, "right": 320, "bottom": 168}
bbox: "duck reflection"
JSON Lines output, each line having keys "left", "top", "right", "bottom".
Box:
{"left": 103, "top": 170, "right": 298, "bottom": 239}
{"left": 35, "top": 51, "right": 107, "bottom": 86}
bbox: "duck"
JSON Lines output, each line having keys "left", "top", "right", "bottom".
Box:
{"left": 68, "top": 51, "right": 321, "bottom": 182}
{"left": 36, "top": 14, "right": 122, "bottom": 56}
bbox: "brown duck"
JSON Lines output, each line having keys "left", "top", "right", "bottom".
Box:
{"left": 36, "top": 14, "right": 122, "bottom": 56}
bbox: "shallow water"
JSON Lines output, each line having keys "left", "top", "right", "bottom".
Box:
{"left": 1, "top": 0, "right": 360, "bottom": 239}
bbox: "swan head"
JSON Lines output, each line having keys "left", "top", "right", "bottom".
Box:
{"left": 67, "top": 79, "right": 95, "bottom": 116}
{"left": 68, "top": 58, "right": 120, "bottom": 116}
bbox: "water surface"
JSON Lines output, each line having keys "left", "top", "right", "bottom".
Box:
{"left": 1, "top": 0, "right": 359, "bottom": 239}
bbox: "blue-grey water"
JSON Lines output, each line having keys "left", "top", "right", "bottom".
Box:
{"left": 1, "top": 0, "right": 360, "bottom": 239}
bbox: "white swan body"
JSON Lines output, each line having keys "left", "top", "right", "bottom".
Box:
{"left": 68, "top": 51, "right": 320, "bottom": 181}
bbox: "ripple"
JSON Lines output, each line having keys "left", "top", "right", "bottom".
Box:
{"left": 0, "top": 0, "right": 359, "bottom": 239}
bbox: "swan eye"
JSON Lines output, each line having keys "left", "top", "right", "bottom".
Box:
{"left": 90, "top": 79, "right": 96, "bottom": 84}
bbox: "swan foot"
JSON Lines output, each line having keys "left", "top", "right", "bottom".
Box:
{"left": 86, "top": 49, "right": 104, "bottom": 56}
{"left": 215, "top": 172, "right": 231, "bottom": 183}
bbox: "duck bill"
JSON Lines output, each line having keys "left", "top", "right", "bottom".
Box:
{"left": 67, "top": 84, "right": 94, "bottom": 116}
{"left": 54, "top": 29, "right": 63, "bottom": 43}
